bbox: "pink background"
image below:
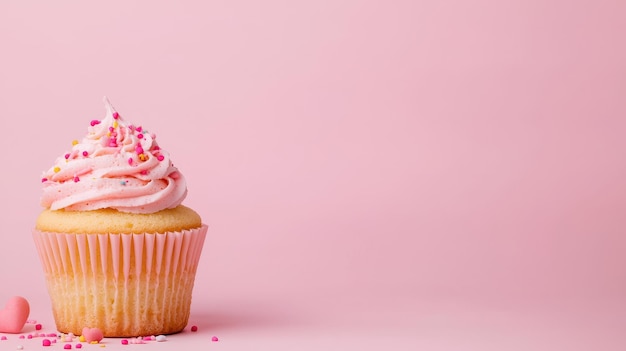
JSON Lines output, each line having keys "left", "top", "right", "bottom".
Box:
{"left": 1, "top": 0, "right": 625, "bottom": 350}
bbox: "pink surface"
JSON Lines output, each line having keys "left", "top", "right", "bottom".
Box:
{"left": 0, "top": 0, "right": 625, "bottom": 350}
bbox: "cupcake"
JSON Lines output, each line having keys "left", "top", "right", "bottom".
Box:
{"left": 33, "top": 97, "right": 208, "bottom": 337}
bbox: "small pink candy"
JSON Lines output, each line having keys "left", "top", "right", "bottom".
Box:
{"left": 136, "top": 146, "right": 144, "bottom": 154}
{"left": 153, "top": 145, "right": 160, "bottom": 151}
{"left": 128, "top": 157, "right": 133, "bottom": 165}
{"left": 35, "top": 324, "right": 42, "bottom": 330}
{"left": 41, "top": 178, "right": 48, "bottom": 183}
{"left": 121, "top": 339, "right": 129, "bottom": 345}
{"left": 18, "top": 335, "right": 25, "bottom": 339}
{"left": 109, "top": 126, "right": 114, "bottom": 132}
{"left": 0, "top": 336, "right": 6, "bottom": 340}
{"left": 42, "top": 339, "right": 51, "bottom": 346}
{"left": 137, "top": 133, "right": 144, "bottom": 139}
{"left": 64, "top": 343, "right": 72, "bottom": 349}
{"left": 112, "top": 112, "right": 119, "bottom": 119}
{"left": 76, "top": 344, "right": 82, "bottom": 349}
{"left": 212, "top": 336, "right": 219, "bottom": 342}
{"left": 27, "top": 334, "right": 32, "bottom": 339}
{"left": 190, "top": 325, "right": 198, "bottom": 332}
{"left": 136, "top": 126, "right": 142, "bottom": 132}
{"left": 90, "top": 120, "right": 100, "bottom": 126}
{"left": 157, "top": 155, "right": 165, "bottom": 161}
{"left": 74, "top": 176, "right": 80, "bottom": 182}
{"left": 65, "top": 153, "right": 70, "bottom": 159}
{"left": 82, "top": 151, "right": 88, "bottom": 157}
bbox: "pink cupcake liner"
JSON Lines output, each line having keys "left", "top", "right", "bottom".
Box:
{"left": 32, "top": 225, "right": 208, "bottom": 336}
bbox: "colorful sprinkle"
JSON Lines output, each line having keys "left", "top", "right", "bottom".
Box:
{"left": 140, "top": 170, "right": 148, "bottom": 175}
{"left": 120, "top": 339, "right": 128, "bottom": 345}
{"left": 72, "top": 140, "right": 79, "bottom": 146}
{"left": 27, "top": 334, "right": 32, "bottom": 339}
{"left": 42, "top": 339, "right": 51, "bottom": 346}
{"left": 138, "top": 154, "right": 148, "bottom": 162}
{"left": 18, "top": 335, "right": 24, "bottom": 339}
{"left": 153, "top": 145, "right": 160, "bottom": 151}
{"left": 137, "top": 133, "right": 144, "bottom": 139}
{"left": 113, "top": 121, "right": 118, "bottom": 128}
{"left": 76, "top": 344, "right": 82, "bottom": 349}
{"left": 212, "top": 336, "right": 219, "bottom": 342}
{"left": 157, "top": 155, "right": 165, "bottom": 161}
{"left": 65, "top": 153, "right": 70, "bottom": 159}
{"left": 120, "top": 180, "right": 127, "bottom": 186}
{"left": 135, "top": 146, "right": 144, "bottom": 154}
{"left": 90, "top": 120, "right": 100, "bottom": 126}
{"left": 0, "top": 336, "right": 6, "bottom": 340}
{"left": 41, "top": 178, "right": 48, "bottom": 182}
{"left": 109, "top": 127, "right": 114, "bottom": 132}
{"left": 136, "top": 126, "right": 142, "bottom": 132}
{"left": 74, "top": 176, "right": 80, "bottom": 182}
{"left": 78, "top": 335, "right": 85, "bottom": 342}
{"left": 82, "top": 151, "right": 88, "bottom": 157}
{"left": 54, "top": 166, "right": 61, "bottom": 173}
{"left": 46, "top": 333, "right": 57, "bottom": 337}
{"left": 112, "top": 112, "right": 119, "bottom": 119}
{"left": 190, "top": 325, "right": 198, "bottom": 332}
{"left": 155, "top": 335, "right": 167, "bottom": 342}
{"left": 64, "top": 344, "right": 72, "bottom": 349}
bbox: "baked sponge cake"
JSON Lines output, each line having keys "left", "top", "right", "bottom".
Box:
{"left": 33, "top": 97, "right": 208, "bottom": 337}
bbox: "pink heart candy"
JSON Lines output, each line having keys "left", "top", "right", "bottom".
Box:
{"left": 0, "top": 296, "right": 30, "bottom": 333}
{"left": 82, "top": 327, "right": 104, "bottom": 343}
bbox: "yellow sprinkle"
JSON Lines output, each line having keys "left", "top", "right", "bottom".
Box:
{"left": 138, "top": 154, "right": 148, "bottom": 161}
{"left": 113, "top": 121, "right": 118, "bottom": 128}
{"left": 72, "top": 140, "right": 79, "bottom": 145}
{"left": 91, "top": 341, "right": 99, "bottom": 344}
{"left": 107, "top": 132, "right": 111, "bottom": 137}
{"left": 79, "top": 335, "right": 86, "bottom": 342}
{"left": 53, "top": 166, "right": 61, "bottom": 173}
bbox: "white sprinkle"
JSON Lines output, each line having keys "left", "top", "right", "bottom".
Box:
{"left": 156, "top": 335, "right": 167, "bottom": 342}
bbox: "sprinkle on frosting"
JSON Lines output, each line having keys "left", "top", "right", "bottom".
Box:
{"left": 40, "top": 97, "right": 187, "bottom": 213}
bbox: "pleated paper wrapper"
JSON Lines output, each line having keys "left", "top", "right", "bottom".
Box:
{"left": 32, "top": 225, "right": 208, "bottom": 337}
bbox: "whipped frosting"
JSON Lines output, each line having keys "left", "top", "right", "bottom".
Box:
{"left": 40, "top": 97, "right": 187, "bottom": 213}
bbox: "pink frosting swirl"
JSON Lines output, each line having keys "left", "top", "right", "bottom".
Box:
{"left": 40, "top": 97, "right": 187, "bottom": 213}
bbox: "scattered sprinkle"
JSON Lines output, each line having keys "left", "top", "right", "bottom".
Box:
{"left": 136, "top": 126, "right": 142, "bottom": 132}
{"left": 121, "top": 339, "right": 128, "bottom": 345}
{"left": 42, "top": 338, "right": 51, "bottom": 346}
{"left": 72, "top": 140, "right": 79, "bottom": 146}
{"left": 18, "top": 335, "right": 24, "bottom": 339}
{"left": 112, "top": 112, "right": 119, "bottom": 119}
{"left": 65, "top": 153, "right": 70, "bottom": 159}
{"left": 128, "top": 157, "right": 133, "bottom": 165}
{"left": 212, "top": 336, "right": 219, "bottom": 342}
{"left": 113, "top": 121, "right": 118, "bottom": 128}
{"left": 41, "top": 178, "right": 48, "bottom": 182}
{"left": 0, "top": 336, "right": 6, "bottom": 340}
{"left": 190, "top": 325, "right": 198, "bottom": 332}
{"left": 54, "top": 166, "right": 61, "bottom": 173}
{"left": 27, "top": 334, "right": 33, "bottom": 339}
{"left": 82, "top": 151, "right": 88, "bottom": 157}
{"left": 90, "top": 120, "right": 100, "bottom": 126}
{"left": 155, "top": 335, "right": 167, "bottom": 342}
{"left": 78, "top": 335, "right": 85, "bottom": 342}
{"left": 64, "top": 344, "right": 72, "bottom": 349}
{"left": 157, "top": 155, "right": 165, "bottom": 161}
{"left": 137, "top": 133, "right": 144, "bottom": 139}
{"left": 135, "top": 146, "right": 144, "bottom": 154}
{"left": 76, "top": 344, "right": 82, "bottom": 349}
{"left": 74, "top": 176, "right": 80, "bottom": 182}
